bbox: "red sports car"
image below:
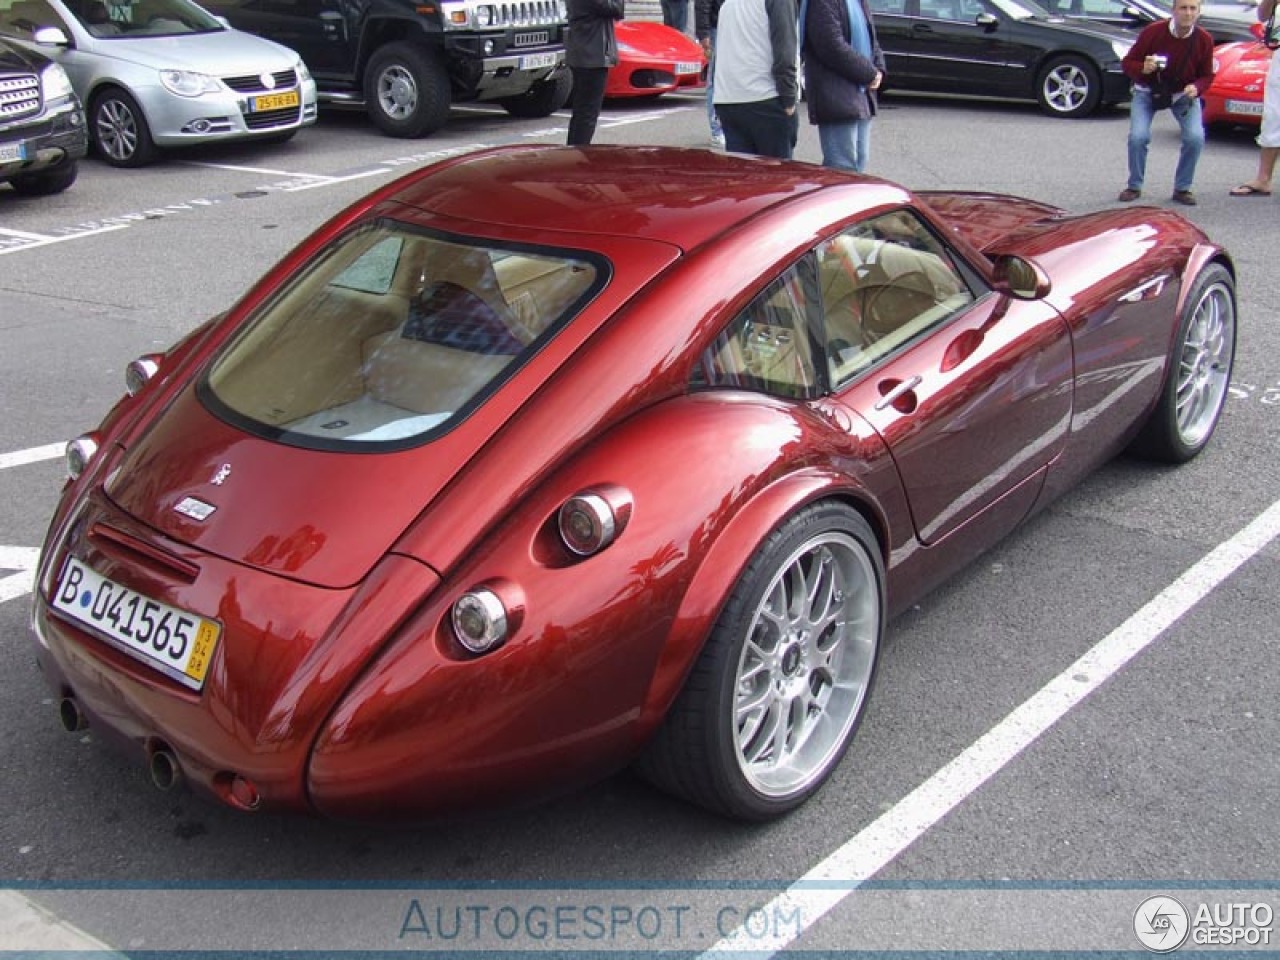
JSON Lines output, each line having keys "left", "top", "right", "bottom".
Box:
{"left": 607, "top": 20, "right": 706, "bottom": 98}
{"left": 31, "top": 146, "right": 1235, "bottom": 822}
{"left": 1203, "top": 24, "right": 1273, "bottom": 128}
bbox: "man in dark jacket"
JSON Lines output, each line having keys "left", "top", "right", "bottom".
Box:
{"left": 565, "top": 0, "right": 626, "bottom": 146}
{"left": 801, "top": 0, "right": 884, "bottom": 171}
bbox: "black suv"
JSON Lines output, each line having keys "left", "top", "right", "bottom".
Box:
{"left": 200, "top": 0, "right": 570, "bottom": 138}
{"left": 1, "top": 35, "right": 87, "bottom": 195}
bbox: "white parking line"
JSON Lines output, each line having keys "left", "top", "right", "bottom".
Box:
{"left": 182, "top": 161, "right": 334, "bottom": 177}
{"left": 0, "top": 227, "right": 50, "bottom": 241}
{"left": 702, "top": 496, "right": 1280, "bottom": 957}
{"left": 0, "top": 224, "right": 128, "bottom": 256}
{"left": 0, "top": 442, "right": 65, "bottom": 470}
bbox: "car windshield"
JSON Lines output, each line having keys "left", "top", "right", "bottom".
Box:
{"left": 988, "top": 0, "right": 1052, "bottom": 18}
{"left": 201, "top": 221, "right": 602, "bottom": 451}
{"left": 64, "top": 0, "right": 223, "bottom": 38}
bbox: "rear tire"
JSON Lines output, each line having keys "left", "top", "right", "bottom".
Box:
{"left": 636, "top": 502, "right": 884, "bottom": 821}
{"left": 501, "top": 71, "right": 572, "bottom": 118}
{"left": 365, "top": 42, "right": 451, "bottom": 138}
{"left": 1037, "top": 55, "right": 1101, "bottom": 118}
{"left": 1128, "top": 262, "right": 1236, "bottom": 463}
{"left": 10, "top": 159, "right": 78, "bottom": 195}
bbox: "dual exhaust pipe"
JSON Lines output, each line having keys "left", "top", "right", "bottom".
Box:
{"left": 58, "top": 695, "right": 184, "bottom": 792}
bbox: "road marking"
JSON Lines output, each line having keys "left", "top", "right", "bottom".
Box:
{"left": 0, "top": 890, "right": 119, "bottom": 953}
{"left": 702, "top": 496, "right": 1280, "bottom": 957}
{"left": 0, "top": 546, "right": 38, "bottom": 605}
{"left": 0, "top": 442, "right": 64, "bottom": 470}
{"left": 0, "top": 227, "right": 49, "bottom": 241}
{"left": 182, "top": 161, "right": 333, "bottom": 177}
{"left": 0, "top": 223, "right": 128, "bottom": 256}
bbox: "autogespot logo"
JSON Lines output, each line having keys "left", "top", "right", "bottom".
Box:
{"left": 1135, "top": 896, "right": 1191, "bottom": 952}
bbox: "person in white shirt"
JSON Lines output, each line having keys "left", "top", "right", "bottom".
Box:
{"left": 711, "top": 0, "right": 799, "bottom": 158}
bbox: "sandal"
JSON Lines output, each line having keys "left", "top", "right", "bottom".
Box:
{"left": 1229, "top": 184, "right": 1272, "bottom": 196}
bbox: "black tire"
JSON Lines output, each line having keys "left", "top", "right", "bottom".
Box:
{"left": 636, "top": 501, "right": 884, "bottom": 821}
{"left": 500, "top": 71, "right": 572, "bottom": 118}
{"left": 364, "top": 42, "right": 451, "bottom": 138}
{"left": 10, "top": 159, "right": 78, "bottom": 195}
{"left": 1036, "top": 55, "right": 1101, "bottom": 119}
{"left": 90, "top": 87, "right": 157, "bottom": 167}
{"left": 1128, "top": 262, "right": 1236, "bottom": 463}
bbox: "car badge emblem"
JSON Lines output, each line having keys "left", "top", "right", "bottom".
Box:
{"left": 174, "top": 497, "right": 216, "bottom": 522}
{"left": 211, "top": 463, "right": 232, "bottom": 485}
{"left": 261, "top": 71, "right": 276, "bottom": 90}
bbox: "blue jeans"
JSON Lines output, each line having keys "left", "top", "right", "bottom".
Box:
{"left": 661, "top": 0, "right": 688, "bottom": 32}
{"left": 1126, "top": 87, "right": 1204, "bottom": 193}
{"left": 819, "top": 119, "right": 871, "bottom": 172}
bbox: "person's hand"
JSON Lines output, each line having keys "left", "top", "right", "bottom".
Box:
{"left": 700, "top": 37, "right": 712, "bottom": 55}
{"left": 1183, "top": 83, "right": 1198, "bottom": 98}
{"left": 1142, "top": 54, "right": 1160, "bottom": 74}
{"left": 785, "top": 105, "right": 796, "bottom": 115}
{"left": 870, "top": 70, "right": 883, "bottom": 90}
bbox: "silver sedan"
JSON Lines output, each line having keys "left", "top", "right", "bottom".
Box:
{"left": 0, "top": 0, "right": 317, "bottom": 166}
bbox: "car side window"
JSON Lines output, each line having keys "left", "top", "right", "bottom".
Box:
{"left": 0, "top": 0, "right": 63, "bottom": 37}
{"left": 695, "top": 262, "right": 821, "bottom": 400}
{"left": 867, "top": 0, "right": 908, "bottom": 12}
{"left": 817, "top": 210, "right": 975, "bottom": 387}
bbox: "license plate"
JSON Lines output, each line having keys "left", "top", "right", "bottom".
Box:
{"left": 53, "top": 556, "right": 220, "bottom": 691}
{"left": 676, "top": 61, "right": 701, "bottom": 75}
{"left": 519, "top": 51, "right": 558, "bottom": 70}
{"left": 1226, "top": 99, "right": 1264, "bottom": 116}
{"left": 0, "top": 140, "right": 26, "bottom": 163}
{"left": 250, "top": 90, "right": 299, "bottom": 112}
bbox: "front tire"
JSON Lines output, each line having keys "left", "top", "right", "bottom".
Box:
{"left": 10, "top": 159, "right": 78, "bottom": 195}
{"left": 1129, "top": 262, "right": 1236, "bottom": 463}
{"left": 1037, "top": 56, "right": 1101, "bottom": 118}
{"left": 500, "top": 71, "right": 572, "bottom": 118}
{"left": 365, "top": 42, "right": 451, "bottom": 138}
{"left": 637, "top": 502, "right": 884, "bottom": 820}
{"left": 91, "top": 87, "right": 156, "bottom": 167}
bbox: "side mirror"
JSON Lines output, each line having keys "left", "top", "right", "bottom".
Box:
{"left": 214, "top": 15, "right": 230, "bottom": 27}
{"left": 975, "top": 11, "right": 998, "bottom": 30}
{"left": 991, "top": 254, "right": 1051, "bottom": 300}
{"left": 32, "top": 25, "right": 69, "bottom": 45}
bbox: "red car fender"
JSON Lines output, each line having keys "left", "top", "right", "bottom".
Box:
{"left": 634, "top": 465, "right": 894, "bottom": 740}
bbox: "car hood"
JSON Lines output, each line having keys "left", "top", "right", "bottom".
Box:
{"left": 84, "top": 29, "right": 295, "bottom": 73}
{"left": 616, "top": 20, "right": 703, "bottom": 58}
{"left": 918, "top": 190, "right": 1066, "bottom": 254}
{"left": 0, "top": 37, "right": 48, "bottom": 72}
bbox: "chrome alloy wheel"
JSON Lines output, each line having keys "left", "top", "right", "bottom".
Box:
{"left": 375, "top": 64, "right": 419, "bottom": 121}
{"left": 732, "top": 531, "right": 879, "bottom": 797}
{"left": 1175, "top": 277, "right": 1235, "bottom": 448}
{"left": 1043, "top": 63, "right": 1089, "bottom": 113}
{"left": 96, "top": 98, "right": 141, "bottom": 163}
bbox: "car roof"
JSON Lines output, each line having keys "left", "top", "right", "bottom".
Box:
{"left": 384, "top": 145, "right": 900, "bottom": 252}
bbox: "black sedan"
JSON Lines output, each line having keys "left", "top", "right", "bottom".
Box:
{"left": 1038, "top": 0, "right": 1256, "bottom": 44}
{"left": 870, "top": 0, "right": 1135, "bottom": 117}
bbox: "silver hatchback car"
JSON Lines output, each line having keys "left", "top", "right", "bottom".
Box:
{"left": 0, "top": 0, "right": 317, "bottom": 166}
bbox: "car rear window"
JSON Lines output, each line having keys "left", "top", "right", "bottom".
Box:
{"left": 201, "top": 220, "right": 603, "bottom": 450}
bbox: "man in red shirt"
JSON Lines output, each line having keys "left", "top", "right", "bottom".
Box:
{"left": 1117, "top": 0, "right": 1215, "bottom": 205}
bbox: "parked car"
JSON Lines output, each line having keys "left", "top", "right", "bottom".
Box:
{"left": 0, "top": 33, "right": 85, "bottom": 193}
{"left": 869, "top": 0, "right": 1135, "bottom": 117}
{"left": 1203, "top": 24, "right": 1270, "bottom": 128}
{"left": 1038, "top": 0, "right": 1257, "bottom": 44}
{"left": 607, "top": 20, "right": 706, "bottom": 99}
{"left": 0, "top": 0, "right": 317, "bottom": 167}
{"left": 32, "top": 146, "right": 1235, "bottom": 821}
{"left": 199, "top": 0, "right": 570, "bottom": 138}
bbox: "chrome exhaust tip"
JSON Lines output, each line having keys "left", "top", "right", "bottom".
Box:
{"left": 58, "top": 697, "right": 88, "bottom": 732}
{"left": 149, "top": 747, "right": 183, "bottom": 792}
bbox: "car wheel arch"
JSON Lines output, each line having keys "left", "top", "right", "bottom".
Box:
{"left": 632, "top": 472, "right": 888, "bottom": 742}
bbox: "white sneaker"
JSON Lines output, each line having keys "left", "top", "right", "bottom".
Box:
{"left": 711, "top": 132, "right": 726, "bottom": 150}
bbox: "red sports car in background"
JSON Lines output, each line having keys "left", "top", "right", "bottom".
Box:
{"left": 607, "top": 20, "right": 706, "bottom": 98}
{"left": 1203, "top": 24, "right": 1273, "bottom": 128}
{"left": 31, "top": 146, "right": 1235, "bottom": 822}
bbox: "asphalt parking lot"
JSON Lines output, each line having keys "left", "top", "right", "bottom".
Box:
{"left": 2, "top": 90, "right": 1279, "bottom": 955}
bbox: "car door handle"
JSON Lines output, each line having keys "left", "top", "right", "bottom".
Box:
{"left": 874, "top": 375, "right": 923, "bottom": 412}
